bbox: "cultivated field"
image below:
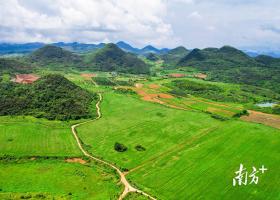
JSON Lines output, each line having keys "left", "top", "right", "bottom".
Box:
{"left": 0, "top": 116, "right": 81, "bottom": 157}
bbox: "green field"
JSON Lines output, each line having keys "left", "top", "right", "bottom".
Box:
{"left": 0, "top": 159, "right": 122, "bottom": 200}
{"left": 77, "top": 89, "right": 280, "bottom": 199}
{"left": 1, "top": 70, "right": 280, "bottom": 200}
{"left": 0, "top": 116, "right": 81, "bottom": 157}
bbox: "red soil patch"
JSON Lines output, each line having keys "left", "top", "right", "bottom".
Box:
{"left": 158, "top": 93, "right": 174, "bottom": 99}
{"left": 81, "top": 73, "right": 96, "bottom": 80}
{"left": 149, "top": 84, "right": 160, "bottom": 89}
{"left": 195, "top": 73, "right": 207, "bottom": 79}
{"left": 65, "top": 158, "right": 87, "bottom": 164}
{"left": 14, "top": 74, "right": 40, "bottom": 84}
{"left": 169, "top": 73, "right": 185, "bottom": 78}
{"left": 241, "top": 110, "right": 280, "bottom": 129}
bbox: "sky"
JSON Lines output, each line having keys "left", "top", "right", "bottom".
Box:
{"left": 1, "top": 0, "right": 280, "bottom": 51}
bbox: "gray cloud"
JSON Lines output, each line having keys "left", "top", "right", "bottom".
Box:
{"left": 1, "top": 0, "right": 280, "bottom": 50}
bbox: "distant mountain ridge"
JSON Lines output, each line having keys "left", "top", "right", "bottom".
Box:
{"left": 0, "top": 41, "right": 170, "bottom": 55}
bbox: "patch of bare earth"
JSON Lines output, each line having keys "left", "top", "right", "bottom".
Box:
{"left": 14, "top": 74, "right": 40, "bottom": 84}
{"left": 81, "top": 73, "right": 96, "bottom": 80}
{"left": 135, "top": 83, "right": 143, "bottom": 88}
{"left": 148, "top": 84, "right": 160, "bottom": 89}
{"left": 241, "top": 110, "right": 280, "bottom": 129}
{"left": 194, "top": 73, "right": 207, "bottom": 79}
{"left": 65, "top": 158, "right": 87, "bottom": 164}
{"left": 169, "top": 73, "right": 185, "bottom": 78}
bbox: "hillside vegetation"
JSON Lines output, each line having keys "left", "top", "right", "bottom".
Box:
{"left": 0, "top": 57, "right": 33, "bottom": 73}
{"left": 161, "top": 46, "right": 189, "bottom": 66}
{"left": 0, "top": 74, "right": 96, "bottom": 120}
{"left": 86, "top": 43, "right": 150, "bottom": 74}
{"left": 176, "top": 46, "right": 280, "bottom": 92}
{"left": 29, "top": 45, "right": 82, "bottom": 65}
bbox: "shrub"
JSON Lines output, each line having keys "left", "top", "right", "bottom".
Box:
{"left": 233, "top": 110, "right": 249, "bottom": 118}
{"left": 114, "top": 142, "right": 128, "bottom": 152}
{"left": 211, "top": 114, "right": 229, "bottom": 121}
{"left": 135, "top": 145, "right": 146, "bottom": 151}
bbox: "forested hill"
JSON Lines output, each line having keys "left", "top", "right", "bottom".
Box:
{"left": 176, "top": 46, "right": 280, "bottom": 93}
{"left": 161, "top": 46, "right": 189, "bottom": 66}
{"left": 86, "top": 43, "right": 150, "bottom": 74}
{"left": 0, "top": 74, "right": 97, "bottom": 120}
{"left": 29, "top": 45, "right": 82, "bottom": 65}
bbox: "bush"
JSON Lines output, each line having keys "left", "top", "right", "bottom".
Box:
{"left": 135, "top": 145, "right": 146, "bottom": 151}
{"left": 114, "top": 142, "right": 128, "bottom": 152}
{"left": 233, "top": 110, "right": 249, "bottom": 118}
{"left": 211, "top": 114, "right": 229, "bottom": 121}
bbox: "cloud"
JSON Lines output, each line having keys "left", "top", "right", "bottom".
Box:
{"left": 0, "top": 0, "right": 175, "bottom": 47}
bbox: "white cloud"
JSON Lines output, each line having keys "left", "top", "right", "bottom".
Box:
{"left": 0, "top": 0, "right": 175, "bottom": 47}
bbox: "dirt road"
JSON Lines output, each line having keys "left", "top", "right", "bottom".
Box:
{"left": 71, "top": 92, "right": 156, "bottom": 200}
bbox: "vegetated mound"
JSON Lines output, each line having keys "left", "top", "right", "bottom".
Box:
{"left": 177, "top": 46, "right": 280, "bottom": 93}
{"left": 146, "top": 53, "right": 160, "bottom": 61}
{"left": 0, "top": 74, "right": 97, "bottom": 120}
{"left": 0, "top": 57, "right": 33, "bottom": 73}
{"left": 29, "top": 45, "right": 82, "bottom": 65}
{"left": 161, "top": 46, "right": 189, "bottom": 66}
{"left": 255, "top": 55, "right": 280, "bottom": 68}
{"left": 178, "top": 46, "right": 259, "bottom": 69}
{"left": 86, "top": 43, "right": 150, "bottom": 74}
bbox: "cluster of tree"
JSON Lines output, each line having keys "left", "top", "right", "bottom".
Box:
{"left": 0, "top": 74, "right": 97, "bottom": 120}
{"left": 86, "top": 43, "right": 150, "bottom": 74}
{"left": 114, "top": 142, "right": 127, "bottom": 152}
{"left": 173, "top": 46, "right": 280, "bottom": 93}
{"left": 166, "top": 80, "right": 280, "bottom": 103}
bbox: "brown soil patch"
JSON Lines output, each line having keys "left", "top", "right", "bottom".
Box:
{"left": 149, "top": 84, "right": 160, "bottom": 89}
{"left": 158, "top": 93, "right": 174, "bottom": 99}
{"left": 195, "top": 73, "right": 207, "bottom": 79}
{"left": 241, "top": 110, "right": 280, "bottom": 129}
{"left": 81, "top": 73, "right": 96, "bottom": 80}
{"left": 65, "top": 158, "right": 87, "bottom": 164}
{"left": 14, "top": 74, "right": 40, "bottom": 84}
{"left": 169, "top": 73, "right": 185, "bottom": 78}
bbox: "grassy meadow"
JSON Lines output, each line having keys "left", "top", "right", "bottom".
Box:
{"left": 76, "top": 87, "right": 280, "bottom": 199}
{"left": 0, "top": 159, "right": 122, "bottom": 200}
{"left": 0, "top": 116, "right": 81, "bottom": 157}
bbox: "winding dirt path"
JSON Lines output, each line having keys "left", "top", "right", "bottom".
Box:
{"left": 71, "top": 93, "right": 156, "bottom": 200}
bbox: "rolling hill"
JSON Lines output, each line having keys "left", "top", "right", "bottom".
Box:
{"left": 29, "top": 45, "right": 82, "bottom": 65}
{"left": 161, "top": 46, "right": 189, "bottom": 66}
{"left": 177, "top": 46, "right": 280, "bottom": 93}
{"left": 86, "top": 43, "right": 150, "bottom": 74}
{"left": 0, "top": 74, "right": 96, "bottom": 120}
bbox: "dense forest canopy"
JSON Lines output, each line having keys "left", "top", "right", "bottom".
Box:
{"left": 0, "top": 74, "right": 97, "bottom": 120}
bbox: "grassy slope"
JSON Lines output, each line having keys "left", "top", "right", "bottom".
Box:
{"left": 0, "top": 116, "right": 81, "bottom": 157}
{"left": 77, "top": 89, "right": 280, "bottom": 200}
{"left": 0, "top": 160, "right": 121, "bottom": 200}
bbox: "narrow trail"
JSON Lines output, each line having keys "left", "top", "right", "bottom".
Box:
{"left": 71, "top": 93, "right": 156, "bottom": 200}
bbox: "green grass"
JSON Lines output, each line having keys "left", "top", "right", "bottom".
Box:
{"left": 0, "top": 159, "right": 122, "bottom": 199}
{"left": 76, "top": 89, "right": 280, "bottom": 199}
{"left": 0, "top": 116, "right": 81, "bottom": 157}
{"left": 77, "top": 91, "right": 222, "bottom": 169}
